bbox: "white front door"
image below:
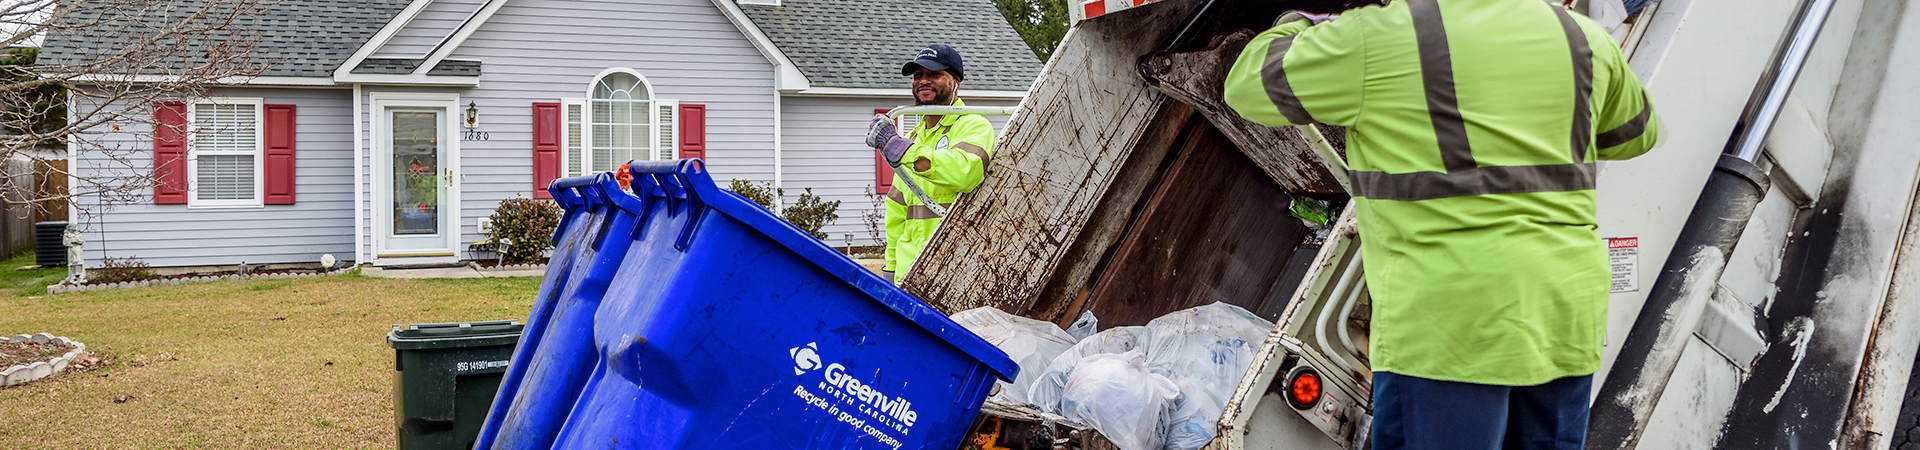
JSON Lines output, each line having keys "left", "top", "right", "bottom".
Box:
{"left": 375, "top": 100, "right": 458, "bottom": 257}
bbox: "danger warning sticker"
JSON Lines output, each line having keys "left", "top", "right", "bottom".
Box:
{"left": 1607, "top": 238, "right": 1639, "bottom": 293}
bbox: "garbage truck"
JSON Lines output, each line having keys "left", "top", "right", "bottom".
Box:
{"left": 895, "top": 0, "right": 1920, "bottom": 448}
{"left": 477, "top": 0, "right": 1920, "bottom": 447}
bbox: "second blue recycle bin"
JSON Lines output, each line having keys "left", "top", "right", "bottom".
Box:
{"left": 474, "top": 160, "right": 1018, "bottom": 450}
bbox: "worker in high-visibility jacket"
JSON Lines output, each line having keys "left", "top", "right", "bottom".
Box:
{"left": 866, "top": 44, "right": 995, "bottom": 283}
{"left": 1224, "top": 0, "right": 1659, "bottom": 447}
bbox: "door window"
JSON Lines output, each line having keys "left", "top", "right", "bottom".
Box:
{"left": 391, "top": 109, "right": 441, "bottom": 235}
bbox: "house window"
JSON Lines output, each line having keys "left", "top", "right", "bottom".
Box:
{"left": 189, "top": 99, "right": 264, "bottom": 207}
{"left": 562, "top": 69, "right": 679, "bottom": 177}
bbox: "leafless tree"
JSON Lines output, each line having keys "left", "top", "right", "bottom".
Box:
{"left": 3, "top": 0, "right": 271, "bottom": 225}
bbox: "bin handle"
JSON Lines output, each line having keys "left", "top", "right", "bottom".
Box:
{"left": 549, "top": 173, "right": 613, "bottom": 246}
{"left": 393, "top": 320, "right": 522, "bottom": 332}
{"left": 548, "top": 175, "right": 600, "bottom": 210}
{"left": 625, "top": 160, "right": 683, "bottom": 175}
{"left": 673, "top": 160, "right": 710, "bottom": 251}
{"left": 592, "top": 172, "right": 649, "bottom": 217}
{"left": 616, "top": 159, "right": 715, "bottom": 252}
{"left": 548, "top": 175, "right": 602, "bottom": 189}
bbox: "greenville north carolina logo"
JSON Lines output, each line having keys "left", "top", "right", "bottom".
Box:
{"left": 790, "top": 342, "right": 821, "bottom": 376}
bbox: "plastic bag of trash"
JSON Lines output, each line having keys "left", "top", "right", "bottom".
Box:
{"left": 1066, "top": 310, "right": 1099, "bottom": 341}
{"left": 1060, "top": 351, "right": 1180, "bottom": 450}
{"left": 1027, "top": 325, "right": 1148, "bottom": 415}
{"left": 1143, "top": 303, "right": 1275, "bottom": 450}
{"left": 1164, "top": 380, "right": 1229, "bottom": 450}
{"left": 950, "top": 307, "right": 1079, "bottom": 404}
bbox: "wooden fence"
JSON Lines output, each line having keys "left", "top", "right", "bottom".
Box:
{"left": 0, "top": 157, "right": 41, "bottom": 258}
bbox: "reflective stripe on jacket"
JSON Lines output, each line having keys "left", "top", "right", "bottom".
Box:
{"left": 1224, "top": 0, "right": 1659, "bottom": 385}
{"left": 883, "top": 99, "right": 996, "bottom": 280}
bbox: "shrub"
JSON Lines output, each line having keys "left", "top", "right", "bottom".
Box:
{"left": 91, "top": 256, "right": 154, "bottom": 284}
{"left": 727, "top": 179, "right": 841, "bottom": 239}
{"left": 489, "top": 196, "right": 563, "bottom": 262}
{"left": 783, "top": 188, "right": 841, "bottom": 239}
{"left": 863, "top": 185, "right": 885, "bottom": 243}
{"left": 728, "top": 179, "right": 779, "bottom": 210}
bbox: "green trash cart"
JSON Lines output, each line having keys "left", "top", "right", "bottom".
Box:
{"left": 388, "top": 320, "right": 523, "bottom": 450}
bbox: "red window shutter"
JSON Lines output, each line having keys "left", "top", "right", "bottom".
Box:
{"left": 872, "top": 108, "right": 894, "bottom": 194}
{"left": 153, "top": 102, "right": 188, "bottom": 204}
{"left": 531, "top": 102, "right": 562, "bottom": 199}
{"left": 679, "top": 104, "right": 706, "bottom": 161}
{"left": 263, "top": 104, "right": 297, "bottom": 204}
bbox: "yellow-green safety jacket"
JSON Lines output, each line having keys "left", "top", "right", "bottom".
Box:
{"left": 884, "top": 99, "right": 996, "bottom": 281}
{"left": 1225, "top": 0, "right": 1659, "bottom": 385}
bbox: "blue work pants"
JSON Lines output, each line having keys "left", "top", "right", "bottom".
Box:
{"left": 1371, "top": 371, "right": 1593, "bottom": 450}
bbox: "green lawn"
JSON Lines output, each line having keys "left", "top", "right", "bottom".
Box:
{"left": 0, "top": 253, "right": 541, "bottom": 448}
{"left": 0, "top": 251, "right": 75, "bottom": 296}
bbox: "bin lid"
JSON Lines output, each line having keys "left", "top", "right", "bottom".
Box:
{"left": 388, "top": 320, "right": 524, "bottom": 350}
{"left": 614, "top": 162, "right": 1021, "bottom": 382}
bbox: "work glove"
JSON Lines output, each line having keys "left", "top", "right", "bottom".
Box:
{"left": 1274, "top": 10, "right": 1338, "bottom": 27}
{"left": 867, "top": 115, "right": 912, "bottom": 166}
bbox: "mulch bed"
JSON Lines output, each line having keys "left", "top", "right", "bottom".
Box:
{"left": 473, "top": 258, "right": 550, "bottom": 268}
{"left": 1, "top": 341, "right": 75, "bottom": 368}
{"left": 78, "top": 267, "right": 331, "bottom": 286}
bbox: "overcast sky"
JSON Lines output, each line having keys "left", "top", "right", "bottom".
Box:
{"left": 1, "top": 0, "right": 52, "bottom": 48}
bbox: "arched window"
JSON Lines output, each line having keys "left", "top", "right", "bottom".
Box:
{"left": 588, "top": 70, "right": 650, "bottom": 173}
{"left": 560, "top": 68, "right": 680, "bottom": 176}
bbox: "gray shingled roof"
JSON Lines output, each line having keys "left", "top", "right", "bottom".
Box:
{"left": 40, "top": 0, "right": 414, "bottom": 78}
{"left": 740, "top": 0, "right": 1044, "bottom": 91}
{"left": 352, "top": 58, "right": 483, "bottom": 76}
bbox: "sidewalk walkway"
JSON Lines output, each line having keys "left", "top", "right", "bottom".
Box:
{"left": 361, "top": 263, "right": 546, "bottom": 279}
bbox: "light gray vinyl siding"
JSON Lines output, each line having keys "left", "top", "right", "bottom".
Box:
{"left": 358, "top": 0, "right": 777, "bottom": 261}
{"left": 371, "top": 0, "right": 489, "bottom": 59}
{"left": 71, "top": 87, "right": 357, "bottom": 268}
{"left": 779, "top": 95, "right": 1019, "bottom": 247}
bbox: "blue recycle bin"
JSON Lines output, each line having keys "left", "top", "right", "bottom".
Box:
{"left": 473, "top": 160, "right": 1018, "bottom": 450}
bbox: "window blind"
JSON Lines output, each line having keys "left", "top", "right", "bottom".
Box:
{"left": 192, "top": 103, "right": 258, "bottom": 202}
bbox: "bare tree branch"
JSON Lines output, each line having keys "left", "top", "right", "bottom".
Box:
{"left": 1, "top": 0, "right": 277, "bottom": 235}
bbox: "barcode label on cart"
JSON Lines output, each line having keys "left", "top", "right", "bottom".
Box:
{"left": 456, "top": 360, "right": 510, "bottom": 372}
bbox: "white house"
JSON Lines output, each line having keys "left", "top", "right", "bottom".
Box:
{"left": 41, "top": 0, "right": 1043, "bottom": 268}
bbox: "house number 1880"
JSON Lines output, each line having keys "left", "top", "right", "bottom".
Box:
{"left": 462, "top": 130, "right": 490, "bottom": 141}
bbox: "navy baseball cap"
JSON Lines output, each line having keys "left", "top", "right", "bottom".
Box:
{"left": 901, "top": 43, "right": 965, "bottom": 81}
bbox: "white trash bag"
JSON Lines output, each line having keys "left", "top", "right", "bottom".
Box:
{"left": 1142, "top": 303, "right": 1275, "bottom": 450}
{"left": 1060, "top": 351, "right": 1180, "bottom": 450}
{"left": 950, "top": 307, "right": 1079, "bottom": 404}
{"left": 1066, "top": 310, "right": 1099, "bottom": 340}
{"left": 1027, "top": 325, "right": 1149, "bottom": 415}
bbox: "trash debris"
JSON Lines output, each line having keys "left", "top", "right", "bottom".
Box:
{"left": 1028, "top": 326, "right": 1149, "bottom": 414}
{"left": 952, "top": 307, "right": 1080, "bottom": 404}
{"left": 1166, "top": 383, "right": 1229, "bottom": 450}
{"left": 1143, "top": 303, "right": 1274, "bottom": 450}
{"left": 1066, "top": 310, "right": 1099, "bottom": 341}
{"left": 1289, "top": 198, "right": 1339, "bottom": 241}
{"left": 1059, "top": 351, "right": 1180, "bottom": 450}
{"left": 1022, "top": 303, "right": 1274, "bottom": 450}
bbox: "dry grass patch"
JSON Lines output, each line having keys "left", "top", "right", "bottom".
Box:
{"left": 0, "top": 272, "right": 539, "bottom": 448}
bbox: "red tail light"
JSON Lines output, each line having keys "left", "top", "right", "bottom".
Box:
{"left": 1285, "top": 366, "right": 1322, "bottom": 410}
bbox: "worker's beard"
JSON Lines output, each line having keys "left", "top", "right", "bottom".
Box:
{"left": 915, "top": 84, "right": 957, "bottom": 106}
